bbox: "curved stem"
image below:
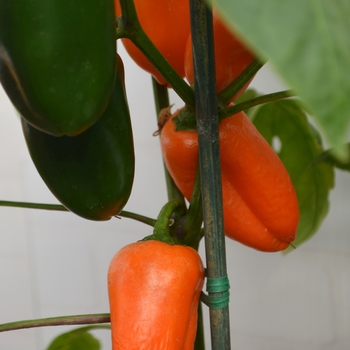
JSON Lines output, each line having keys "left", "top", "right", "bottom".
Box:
{"left": 117, "top": 0, "right": 195, "bottom": 109}
{"left": 142, "top": 200, "right": 186, "bottom": 244}
{"left": 0, "top": 314, "right": 110, "bottom": 333}
{"left": 154, "top": 200, "right": 185, "bottom": 237}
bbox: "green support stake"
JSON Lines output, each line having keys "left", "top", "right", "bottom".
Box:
{"left": 189, "top": 0, "right": 231, "bottom": 349}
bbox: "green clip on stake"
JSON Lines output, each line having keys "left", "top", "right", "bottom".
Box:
{"left": 201, "top": 275, "right": 230, "bottom": 310}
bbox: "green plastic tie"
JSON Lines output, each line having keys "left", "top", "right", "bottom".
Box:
{"left": 206, "top": 276, "right": 230, "bottom": 293}
{"left": 200, "top": 276, "right": 230, "bottom": 310}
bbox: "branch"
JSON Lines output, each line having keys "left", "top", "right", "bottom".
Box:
{"left": 0, "top": 200, "right": 156, "bottom": 227}
{"left": 0, "top": 314, "right": 110, "bottom": 333}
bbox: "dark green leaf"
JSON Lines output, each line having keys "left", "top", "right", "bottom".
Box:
{"left": 46, "top": 327, "right": 100, "bottom": 350}
{"left": 211, "top": 0, "right": 350, "bottom": 156}
{"left": 252, "top": 100, "right": 335, "bottom": 251}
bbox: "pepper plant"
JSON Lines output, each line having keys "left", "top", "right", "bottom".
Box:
{"left": 0, "top": 0, "right": 349, "bottom": 349}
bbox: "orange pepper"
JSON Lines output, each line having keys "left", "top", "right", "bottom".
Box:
{"left": 108, "top": 239, "right": 205, "bottom": 349}
{"left": 115, "top": 0, "right": 190, "bottom": 85}
{"left": 160, "top": 109, "right": 299, "bottom": 252}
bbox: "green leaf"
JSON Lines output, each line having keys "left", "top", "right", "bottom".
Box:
{"left": 252, "top": 100, "right": 335, "bottom": 251}
{"left": 46, "top": 327, "right": 100, "bottom": 350}
{"left": 210, "top": 0, "right": 350, "bottom": 156}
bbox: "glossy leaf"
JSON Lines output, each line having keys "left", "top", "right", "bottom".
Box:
{"left": 252, "top": 100, "right": 335, "bottom": 250}
{"left": 46, "top": 328, "right": 100, "bottom": 350}
{"left": 210, "top": 0, "right": 350, "bottom": 156}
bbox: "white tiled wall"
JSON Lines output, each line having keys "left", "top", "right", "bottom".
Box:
{"left": 1, "top": 47, "right": 349, "bottom": 349}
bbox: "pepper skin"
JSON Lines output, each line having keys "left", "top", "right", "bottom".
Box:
{"left": 108, "top": 240, "right": 205, "bottom": 349}
{"left": 115, "top": 0, "right": 190, "bottom": 85}
{"left": 160, "top": 109, "right": 300, "bottom": 252}
{"left": 184, "top": 11, "right": 255, "bottom": 100}
{"left": 0, "top": 0, "right": 116, "bottom": 136}
{"left": 21, "top": 56, "right": 134, "bottom": 221}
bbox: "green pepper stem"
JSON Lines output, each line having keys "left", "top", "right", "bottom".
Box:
{"left": 194, "top": 302, "right": 205, "bottom": 350}
{"left": 152, "top": 77, "right": 170, "bottom": 114}
{"left": 117, "top": 0, "right": 195, "bottom": 109}
{"left": 313, "top": 143, "right": 350, "bottom": 170}
{"left": 219, "top": 89, "right": 295, "bottom": 120}
{"left": 152, "top": 78, "right": 186, "bottom": 203}
{"left": 149, "top": 200, "right": 186, "bottom": 243}
{"left": 183, "top": 166, "right": 204, "bottom": 249}
{"left": 0, "top": 314, "right": 111, "bottom": 333}
{"left": 217, "top": 58, "right": 264, "bottom": 106}
{"left": 116, "top": 210, "right": 157, "bottom": 227}
{"left": 0, "top": 200, "right": 156, "bottom": 227}
{"left": 0, "top": 200, "right": 66, "bottom": 211}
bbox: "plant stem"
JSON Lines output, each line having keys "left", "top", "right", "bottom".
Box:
{"left": 0, "top": 200, "right": 67, "bottom": 211}
{"left": 117, "top": 0, "right": 195, "bottom": 109}
{"left": 0, "top": 314, "right": 110, "bottom": 333}
{"left": 152, "top": 76, "right": 170, "bottom": 113}
{"left": 182, "top": 167, "right": 204, "bottom": 249}
{"left": 194, "top": 302, "right": 206, "bottom": 350}
{"left": 219, "top": 89, "right": 295, "bottom": 120}
{"left": 153, "top": 200, "right": 185, "bottom": 240}
{"left": 152, "top": 78, "right": 186, "bottom": 203}
{"left": 0, "top": 200, "right": 156, "bottom": 227}
{"left": 217, "top": 58, "right": 264, "bottom": 106}
{"left": 116, "top": 210, "right": 157, "bottom": 227}
{"left": 312, "top": 142, "right": 350, "bottom": 170}
{"left": 189, "top": 0, "right": 231, "bottom": 349}
{"left": 142, "top": 200, "right": 186, "bottom": 244}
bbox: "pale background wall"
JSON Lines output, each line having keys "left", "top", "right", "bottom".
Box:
{"left": 1, "top": 45, "right": 350, "bottom": 350}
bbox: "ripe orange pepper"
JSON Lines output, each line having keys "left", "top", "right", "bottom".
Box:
{"left": 160, "top": 109, "right": 300, "bottom": 252}
{"left": 108, "top": 239, "right": 205, "bottom": 349}
{"left": 184, "top": 11, "right": 255, "bottom": 100}
{"left": 115, "top": 0, "right": 190, "bottom": 85}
